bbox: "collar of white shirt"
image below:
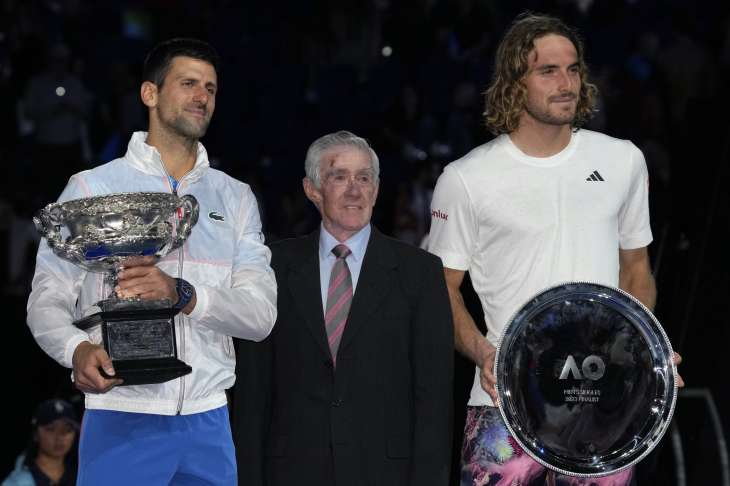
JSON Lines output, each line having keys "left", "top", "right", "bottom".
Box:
{"left": 318, "top": 224, "right": 371, "bottom": 263}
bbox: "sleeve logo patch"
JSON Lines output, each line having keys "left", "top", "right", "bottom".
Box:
{"left": 208, "top": 211, "right": 225, "bottom": 222}
{"left": 431, "top": 209, "right": 448, "bottom": 221}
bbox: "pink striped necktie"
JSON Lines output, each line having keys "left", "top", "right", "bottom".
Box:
{"left": 325, "top": 244, "right": 353, "bottom": 365}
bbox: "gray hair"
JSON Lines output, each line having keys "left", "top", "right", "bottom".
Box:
{"left": 304, "top": 130, "right": 380, "bottom": 188}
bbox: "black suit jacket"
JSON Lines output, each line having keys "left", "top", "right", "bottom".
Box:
{"left": 234, "top": 228, "right": 453, "bottom": 486}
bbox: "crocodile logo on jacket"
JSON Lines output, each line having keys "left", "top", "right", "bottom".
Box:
{"left": 208, "top": 211, "right": 225, "bottom": 222}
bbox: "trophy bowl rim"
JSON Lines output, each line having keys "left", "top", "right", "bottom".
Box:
{"left": 493, "top": 280, "right": 678, "bottom": 478}
{"left": 37, "top": 191, "right": 185, "bottom": 216}
{"left": 34, "top": 192, "right": 199, "bottom": 273}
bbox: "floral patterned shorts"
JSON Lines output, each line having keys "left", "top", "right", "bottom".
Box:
{"left": 460, "top": 406, "right": 635, "bottom": 486}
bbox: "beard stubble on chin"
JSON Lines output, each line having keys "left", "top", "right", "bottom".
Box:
{"left": 524, "top": 92, "right": 579, "bottom": 127}
{"left": 525, "top": 103, "right": 576, "bottom": 126}
{"left": 155, "top": 102, "right": 210, "bottom": 141}
{"left": 169, "top": 113, "right": 210, "bottom": 141}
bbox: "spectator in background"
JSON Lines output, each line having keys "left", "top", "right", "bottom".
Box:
{"left": 2, "top": 399, "right": 78, "bottom": 486}
{"left": 23, "top": 43, "right": 90, "bottom": 204}
{"left": 6, "top": 43, "right": 91, "bottom": 295}
{"left": 392, "top": 161, "right": 439, "bottom": 247}
{"left": 95, "top": 61, "right": 146, "bottom": 164}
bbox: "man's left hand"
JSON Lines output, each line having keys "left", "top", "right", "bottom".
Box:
{"left": 115, "top": 256, "right": 177, "bottom": 303}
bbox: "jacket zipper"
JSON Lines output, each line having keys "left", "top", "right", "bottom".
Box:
{"left": 175, "top": 230, "right": 186, "bottom": 415}
{"left": 158, "top": 155, "right": 193, "bottom": 415}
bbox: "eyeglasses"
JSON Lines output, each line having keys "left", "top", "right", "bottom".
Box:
{"left": 323, "top": 169, "right": 376, "bottom": 187}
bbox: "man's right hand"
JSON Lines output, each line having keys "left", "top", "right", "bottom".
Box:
{"left": 72, "top": 341, "right": 123, "bottom": 393}
{"left": 477, "top": 341, "right": 499, "bottom": 405}
{"left": 444, "top": 267, "right": 501, "bottom": 406}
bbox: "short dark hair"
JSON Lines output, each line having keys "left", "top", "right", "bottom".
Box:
{"left": 142, "top": 38, "right": 220, "bottom": 88}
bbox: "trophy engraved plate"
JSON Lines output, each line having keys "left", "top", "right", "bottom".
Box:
{"left": 35, "top": 192, "right": 199, "bottom": 386}
{"left": 106, "top": 319, "right": 174, "bottom": 360}
{"left": 494, "top": 282, "right": 677, "bottom": 477}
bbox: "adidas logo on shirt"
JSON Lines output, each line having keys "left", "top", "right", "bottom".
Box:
{"left": 586, "top": 170, "right": 604, "bottom": 182}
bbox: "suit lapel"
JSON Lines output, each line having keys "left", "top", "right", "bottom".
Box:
{"left": 287, "top": 232, "right": 332, "bottom": 360}
{"left": 339, "top": 228, "right": 397, "bottom": 354}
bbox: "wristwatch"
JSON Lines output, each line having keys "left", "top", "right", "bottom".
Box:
{"left": 173, "top": 278, "right": 195, "bottom": 311}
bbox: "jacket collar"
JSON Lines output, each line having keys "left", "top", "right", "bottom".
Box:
{"left": 123, "top": 131, "right": 210, "bottom": 184}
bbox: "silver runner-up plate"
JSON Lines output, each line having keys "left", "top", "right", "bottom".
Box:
{"left": 494, "top": 282, "right": 677, "bottom": 477}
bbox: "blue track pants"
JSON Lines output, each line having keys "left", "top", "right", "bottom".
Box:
{"left": 78, "top": 405, "right": 236, "bottom": 485}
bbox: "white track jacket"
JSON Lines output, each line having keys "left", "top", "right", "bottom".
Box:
{"left": 27, "top": 132, "right": 277, "bottom": 415}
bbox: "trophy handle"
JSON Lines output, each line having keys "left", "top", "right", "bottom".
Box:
{"left": 168, "top": 194, "right": 199, "bottom": 252}
{"left": 33, "top": 209, "right": 60, "bottom": 245}
{"left": 33, "top": 208, "right": 87, "bottom": 264}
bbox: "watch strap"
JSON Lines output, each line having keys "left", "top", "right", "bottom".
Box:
{"left": 174, "top": 278, "right": 194, "bottom": 311}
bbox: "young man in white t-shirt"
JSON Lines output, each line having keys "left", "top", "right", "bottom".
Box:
{"left": 428, "top": 12, "right": 683, "bottom": 486}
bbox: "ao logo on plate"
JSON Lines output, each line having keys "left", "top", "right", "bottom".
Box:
{"left": 559, "top": 354, "right": 606, "bottom": 381}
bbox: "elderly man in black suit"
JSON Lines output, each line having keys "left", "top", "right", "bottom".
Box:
{"left": 234, "top": 130, "right": 453, "bottom": 486}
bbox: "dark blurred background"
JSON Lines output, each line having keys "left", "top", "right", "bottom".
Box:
{"left": 1, "top": 0, "right": 728, "bottom": 484}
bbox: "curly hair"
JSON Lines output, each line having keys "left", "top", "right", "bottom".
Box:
{"left": 484, "top": 12, "right": 598, "bottom": 135}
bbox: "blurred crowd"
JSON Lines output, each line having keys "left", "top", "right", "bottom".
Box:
{"left": 1, "top": 0, "right": 728, "bottom": 481}
{"left": 2, "top": 1, "right": 728, "bottom": 285}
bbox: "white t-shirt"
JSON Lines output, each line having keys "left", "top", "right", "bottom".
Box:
{"left": 428, "top": 129, "right": 652, "bottom": 406}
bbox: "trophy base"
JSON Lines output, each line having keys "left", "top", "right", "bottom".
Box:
{"left": 75, "top": 307, "right": 192, "bottom": 386}
{"left": 103, "top": 357, "right": 192, "bottom": 385}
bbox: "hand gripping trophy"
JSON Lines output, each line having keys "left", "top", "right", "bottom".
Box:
{"left": 34, "top": 192, "right": 199, "bottom": 385}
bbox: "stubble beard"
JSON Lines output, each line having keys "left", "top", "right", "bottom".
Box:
{"left": 524, "top": 98, "right": 577, "bottom": 127}
{"left": 159, "top": 106, "right": 210, "bottom": 142}
{"left": 169, "top": 113, "right": 209, "bottom": 141}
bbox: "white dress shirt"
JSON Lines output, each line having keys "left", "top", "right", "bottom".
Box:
{"left": 318, "top": 224, "right": 371, "bottom": 312}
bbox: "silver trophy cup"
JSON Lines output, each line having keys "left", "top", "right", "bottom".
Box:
{"left": 494, "top": 282, "right": 677, "bottom": 478}
{"left": 34, "top": 192, "right": 199, "bottom": 385}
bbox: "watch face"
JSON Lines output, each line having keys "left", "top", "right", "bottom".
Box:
{"left": 176, "top": 279, "right": 193, "bottom": 307}
{"left": 179, "top": 280, "right": 193, "bottom": 298}
{"left": 494, "top": 282, "right": 677, "bottom": 477}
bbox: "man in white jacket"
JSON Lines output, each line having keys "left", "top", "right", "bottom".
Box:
{"left": 27, "top": 38, "right": 277, "bottom": 485}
